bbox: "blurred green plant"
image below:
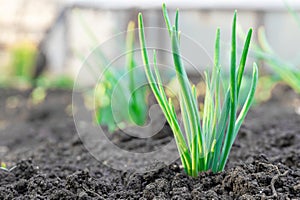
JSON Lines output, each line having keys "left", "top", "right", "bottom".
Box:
{"left": 285, "top": 0, "right": 300, "bottom": 29}
{"left": 220, "top": 73, "right": 279, "bottom": 105}
{"left": 0, "top": 40, "right": 74, "bottom": 90}
{"left": 10, "top": 40, "right": 37, "bottom": 80}
{"left": 139, "top": 4, "right": 258, "bottom": 176}
{"left": 237, "top": 4, "right": 300, "bottom": 99}
{"left": 0, "top": 40, "right": 37, "bottom": 88}
{"left": 35, "top": 75, "right": 74, "bottom": 89}
{"left": 0, "top": 162, "right": 7, "bottom": 170}
{"left": 30, "top": 86, "right": 47, "bottom": 105}
{"left": 254, "top": 28, "right": 300, "bottom": 93}
{"left": 78, "top": 19, "right": 148, "bottom": 132}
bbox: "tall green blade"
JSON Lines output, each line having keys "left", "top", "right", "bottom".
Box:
{"left": 219, "top": 11, "right": 237, "bottom": 171}
{"left": 237, "top": 29, "right": 252, "bottom": 94}
{"left": 235, "top": 63, "right": 258, "bottom": 135}
{"left": 171, "top": 27, "right": 201, "bottom": 176}
{"left": 162, "top": 3, "right": 172, "bottom": 36}
{"left": 138, "top": 12, "right": 192, "bottom": 175}
{"left": 126, "top": 21, "right": 136, "bottom": 93}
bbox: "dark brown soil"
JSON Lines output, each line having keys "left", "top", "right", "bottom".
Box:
{"left": 0, "top": 86, "right": 299, "bottom": 199}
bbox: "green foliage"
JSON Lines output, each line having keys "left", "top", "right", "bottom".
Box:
{"left": 254, "top": 28, "right": 300, "bottom": 93}
{"left": 285, "top": 0, "right": 300, "bottom": 29}
{"left": 0, "top": 40, "right": 74, "bottom": 90}
{"left": 35, "top": 75, "right": 74, "bottom": 89}
{"left": 249, "top": 4, "right": 300, "bottom": 94}
{"left": 221, "top": 74, "right": 279, "bottom": 106}
{"left": 10, "top": 41, "right": 37, "bottom": 80}
{"left": 78, "top": 20, "right": 148, "bottom": 132}
{"left": 138, "top": 4, "right": 258, "bottom": 176}
{"left": 126, "top": 22, "right": 148, "bottom": 126}
{"left": 30, "top": 86, "right": 47, "bottom": 105}
{"left": 0, "top": 41, "right": 37, "bottom": 88}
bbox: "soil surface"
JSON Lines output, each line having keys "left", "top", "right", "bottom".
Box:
{"left": 0, "top": 86, "right": 299, "bottom": 199}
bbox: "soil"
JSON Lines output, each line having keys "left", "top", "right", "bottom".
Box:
{"left": 0, "top": 85, "right": 299, "bottom": 199}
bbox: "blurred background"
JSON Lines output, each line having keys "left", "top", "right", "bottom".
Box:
{"left": 0, "top": 0, "right": 299, "bottom": 89}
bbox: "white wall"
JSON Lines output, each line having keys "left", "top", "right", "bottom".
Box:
{"left": 0, "top": 0, "right": 299, "bottom": 78}
{"left": 58, "top": 8, "right": 299, "bottom": 79}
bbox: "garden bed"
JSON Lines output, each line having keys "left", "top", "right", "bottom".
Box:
{"left": 0, "top": 86, "right": 299, "bottom": 199}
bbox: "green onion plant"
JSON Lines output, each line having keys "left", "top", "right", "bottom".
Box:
{"left": 78, "top": 20, "right": 148, "bottom": 132}
{"left": 254, "top": 28, "right": 300, "bottom": 93}
{"left": 96, "top": 22, "right": 148, "bottom": 132}
{"left": 138, "top": 4, "right": 258, "bottom": 176}
{"left": 246, "top": 3, "right": 300, "bottom": 94}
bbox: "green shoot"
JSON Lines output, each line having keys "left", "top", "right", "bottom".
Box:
{"left": 126, "top": 21, "right": 148, "bottom": 126}
{"left": 138, "top": 4, "right": 258, "bottom": 176}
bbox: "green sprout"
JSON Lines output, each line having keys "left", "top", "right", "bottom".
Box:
{"left": 126, "top": 21, "right": 148, "bottom": 126}
{"left": 138, "top": 4, "right": 258, "bottom": 176}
